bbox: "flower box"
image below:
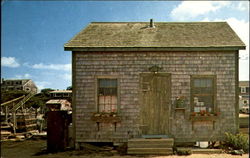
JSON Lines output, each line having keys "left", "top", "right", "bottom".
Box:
{"left": 190, "top": 115, "right": 217, "bottom": 121}
{"left": 91, "top": 113, "right": 121, "bottom": 123}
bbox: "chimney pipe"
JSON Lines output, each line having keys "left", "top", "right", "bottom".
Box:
{"left": 150, "top": 19, "right": 155, "bottom": 28}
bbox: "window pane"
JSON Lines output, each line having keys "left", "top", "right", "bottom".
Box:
{"left": 109, "top": 80, "right": 117, "bottom": 87}
{"left": 99, "top": 79, "right": 117, "bottom": 88}
{"left": 98, "top": 95, "right": 117, "bottom": 112}
{"left": 99, "top": 88, "right": 104, "bottom": 95}
{"left": 204, "top": 87, "right": 212, "bottom": 93}
{"left": 200, "top": 79, "right": 206, "bottom": 87}
{"left": 98, "top": 79, "right": 118, "bottom": 112}
{"left": 99, "top": 87, "right": 117, "bottom": 96}
{"left": 192, "top": 76, "right": 215, "bottom": 113}
{"left": 194, "top": 79, "right": 201, "bottom": 87}
{"left": 99, "top": 79, "right": 107, "bottom": 87}
{"left": 206, "top": 79, "right": 212, "bottom": 87}
{"left": 246, "top": 87, "right": 249, "bottom": 93}
{"left": 194, "top": 78, "right": 213, "bottom": 88}
{"left": 193, "top": 88, "right": 200, "bottom": 94}
{"left": 193, "top": 96, "right": 213, "bottom": 112}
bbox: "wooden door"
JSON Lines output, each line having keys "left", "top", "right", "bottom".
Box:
{"left": 140, "top": 73, "right": 171, "bottom": 135}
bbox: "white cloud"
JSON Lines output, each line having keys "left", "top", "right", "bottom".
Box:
{"left": 239, "top": 59, "right": 249, "bottom": 81}
{"left": 25, "top": 63, "right": 71, "bottom": 71}
{"left": 225, "top": 18, "right": 249, "bottom": 80}
{"left": 15, "top": 73, "right": 31, "bottom": 79}
{"left": 235, "top": 1, "right": 249, "bottom": 11}
{"left": 35, "top": 81, "right": 51, "bottom": 91}
{"left": 60, "top": 73, "right": 71, "bottom": 81}
{"left": 225, "top": 18, "right": 249, "bottom": 47}
{"left": 1, "top": 57, "right": 20, "bottom": 68}
{"left": 170, "top": 1, "right": 231, "bottom": 21}
{"left": 202, "top": 17, "right": 249, "bottom": 81}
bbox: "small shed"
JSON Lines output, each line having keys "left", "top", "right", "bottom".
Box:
{"left": 46, "top": 99, "right": 72, "bottom": 111}
{"left": 64, "top": 21, "right": 245, "bottom": 147}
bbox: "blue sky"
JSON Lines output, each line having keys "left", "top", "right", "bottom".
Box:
{"left": 1, "top": 1, "right": 249, "bottom": 90}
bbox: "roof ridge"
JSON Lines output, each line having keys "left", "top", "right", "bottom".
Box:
{"left": 90, "top": 21, "right": 227, "bottom": 24}
{"left": 3, "top": 79, "right": 30, "bottom": 81}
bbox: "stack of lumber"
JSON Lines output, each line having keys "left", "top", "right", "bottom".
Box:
{"left": 16, "top": 113, "right": 37, "bottom": 132}
{"left": 1, "top": 122, "right": 12, "bottom": 140}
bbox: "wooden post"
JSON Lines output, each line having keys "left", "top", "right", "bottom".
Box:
{"left": 21, "top": 103, "right": 24, "bottom": 112}
{"left": 5, "top": 106, "right": 8, "bottom": 122}
{"left": 13, "top": 111, "right": 16, "bottom": 134}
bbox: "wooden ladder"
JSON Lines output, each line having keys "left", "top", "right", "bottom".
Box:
{"left": 1, "top": 93, "right": 35, "bottom": 134}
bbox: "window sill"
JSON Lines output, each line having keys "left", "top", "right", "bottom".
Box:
{"left": 190, "top": 115, "right": 218, "bottom": 121}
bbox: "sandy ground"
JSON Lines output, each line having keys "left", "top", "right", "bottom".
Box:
{"left": 1, "top": 139, "right": 249, "bottom": 158}
{"left": 1, "top": 114, "right": 248, "bottom": 158}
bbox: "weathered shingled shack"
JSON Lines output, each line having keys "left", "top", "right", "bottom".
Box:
{"left": 64, "top": 21, "right": 245, "bottom": 148}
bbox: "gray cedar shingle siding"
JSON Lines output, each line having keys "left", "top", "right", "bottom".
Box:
{"left": 65, "top": 21, "right": 245, "bottom": 144}
{"left": 73, "top": 51, "right": 237, "bottom": 142}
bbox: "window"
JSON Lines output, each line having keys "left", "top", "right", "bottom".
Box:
{"left": 191, "top": 76, "right": 216, "bottom": 113}
{"left": 98, "top": 79, "right": 118, "bottom": 113}
{"left": 246, "top": 87, "right": 249, "bottom": 93}
{"left": 241, "top": 87, "right": 246, "bottom": 93}
{"left": 55, "top": 93, "right": 62, "bottom": 97}
{"left": 63, "top": 93, "right": 69, "bottom": 97}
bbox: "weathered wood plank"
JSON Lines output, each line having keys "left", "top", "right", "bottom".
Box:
{"left": 127, "top": 148, "right": 173, "bottom": 155}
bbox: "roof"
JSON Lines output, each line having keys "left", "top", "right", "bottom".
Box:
{"left": 2, "top": 79, "right": 30, "bottom": 82}
{"left": 49, "top": 90, "right": 72, "bottom": 93}
{"left": 46, "top": 99, "right": 70, "bottom": 104}
{"left": 46, "top": 99, "right": 72, "bottom": 111}
{"left": 64, "top": 22, "right": 245, "bottom": 51}
{"left": 1, "top": 79, "right": 30, "bottom": 85}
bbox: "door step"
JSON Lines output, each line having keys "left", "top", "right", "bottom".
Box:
{"left": 127, "top": 138, "right": 174, "bottom": 155}
{"left": 142, "top": 135, "right": 169, "bottom": 139}
{"left": 128, "top": 148, "right": 173, "bottom": 155}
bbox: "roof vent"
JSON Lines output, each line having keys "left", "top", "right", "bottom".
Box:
{"left": 150, "top": 19, "right": 155, "bottom": 28}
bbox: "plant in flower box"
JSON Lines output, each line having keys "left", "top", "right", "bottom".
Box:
{"left": 110, "top": 109, "right": 117, "bottom": 117}
{"left": 205, "top": 111, "right": 211, "bottom": 116}
{"left": 175, "top": 96, "right": 186, "bottom": 108}
{"left": 191, "top": 112, "right": 196, "bottom": 116}
{"left": 91, "top": 111, "right": 121, "bottom": 123}
{"left": 200, "top": 110, "right": 206, "bottom": 116}
{"left": 214, "top": 111, "right": 221, "bottom": 116}
{"left": 93, "top": 112, "right": 101, "bottom": 117}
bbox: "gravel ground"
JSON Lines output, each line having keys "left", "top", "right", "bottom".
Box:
{"left": 1, "top": 139, "right": 249, "bottom": 158}
{"left": 153, "top": 155, "right": 249, "bottom": 158}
